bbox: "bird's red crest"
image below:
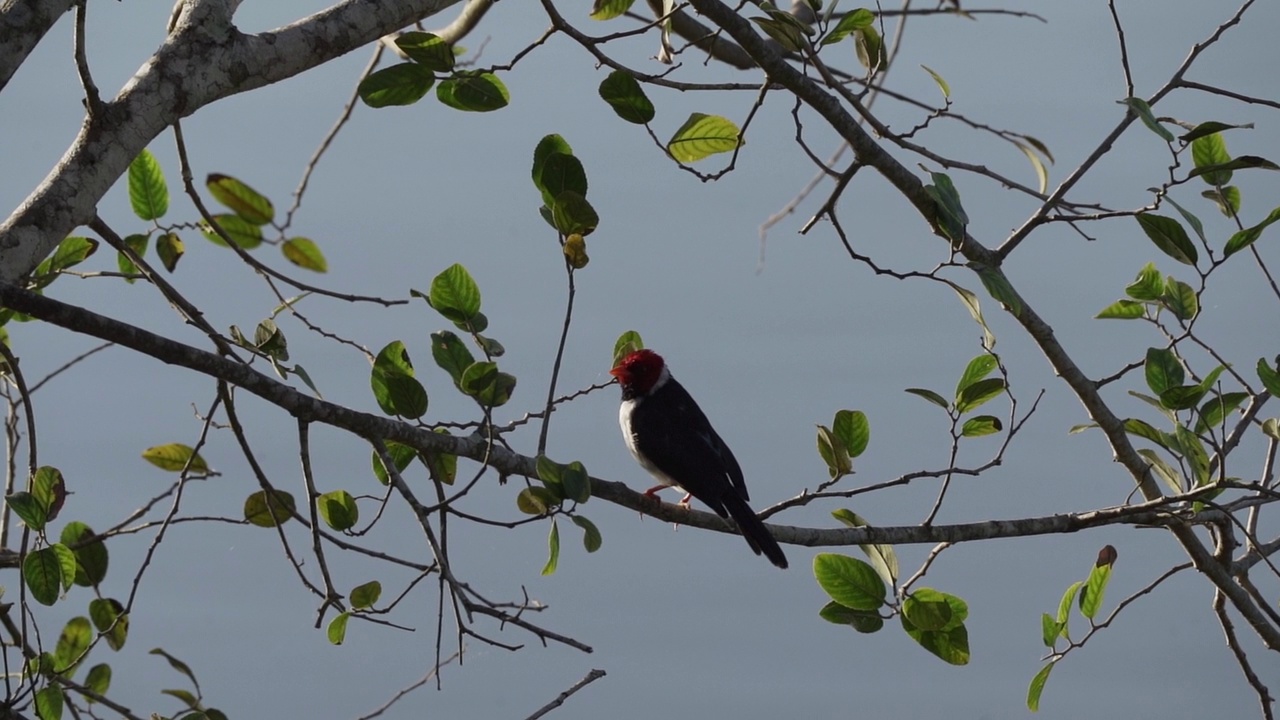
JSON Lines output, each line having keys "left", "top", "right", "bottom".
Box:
{"left": 610, "top": 349, "right": 666, "bottom": 393}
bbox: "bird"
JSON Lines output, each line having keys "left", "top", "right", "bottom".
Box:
{"left": 610, "top": 349, "right": 788, "bottom": 569}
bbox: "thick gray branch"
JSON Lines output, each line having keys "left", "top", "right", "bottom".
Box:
{"left": 0, "top": 0, "right": 75, "bottom": 93}
{"left": 0, "top": 281, "right": 1250, "bottom": 555}
{"left": 0, "top": 0, "right": 461, "bottom": 282}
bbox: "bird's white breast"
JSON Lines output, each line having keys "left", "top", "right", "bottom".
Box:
{"left": 619, "top": 396, "right": 677, "bottom": 487}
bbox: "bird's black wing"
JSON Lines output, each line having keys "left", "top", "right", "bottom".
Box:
{"left": 628, "top": 378, "right": 742, "bottom": 516}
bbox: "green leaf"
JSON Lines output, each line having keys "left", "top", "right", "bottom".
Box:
{"left": 460, "top": 361, "right": 516, "bottom": 407}
{"left": 1041, "top": 613, "right": 1063, "bottom": 647}
{"left": 612, "top": 331, "right": 644, "bottom": 366}
{"left": 422, "top": 432, "right": 457, "bottom": 486}
{"left": 1124, "top": 418, "right": 1168, "bottom": 448}
{"left": 1027, "top": 662, "right": 1054, "bottom": 712}
{"left": 254, "top": 319, "right": 289, "bottom": 361}
{"left": 1223, "top": 207, "right": 1280, "bottom": 258}
{"left": 150, "top": 648, "right": 198, "bottom": 687}
{"left": 900, "top": 592, "right": 970, "bottom": 665}
{"left": 818, "top": 601, "right": 885, "bottom": 633}
{"left": 8, "top": 492, "right": 47, "bottom": 531}
{"left": 853, "top": 25, "right": 885, "bottom": 74}
{"left": 920, "top": 64, "right": 950, "bottom": 98}
{"left": 967, "top": 263, "right": 1018, "bottom": 313}
{"left": 396, "top": 32, "right": 455, "bottom": 72}
{"left": 1203, "top": 186, "right": 1241, "bottom": 217}
{"left": 572, "top": 515, "right": 603, "bottom": 552}
{"left": 200, "top": 214, "right": 263, "bottom": 249}
{"left": 281, "top": 237, "right": 327, "bottom": 273}
{"left": 821, "top": 8, "right": 874, "bottom": 45}
{"left": 371, "top": 441, "right": 417, "bottom": 486}
{"left": 813, "top": 553, "right": 886, "bottom": 611}
{"left": 85, "top": 663, "right": 112, "bottom": 697}
{"left": 430, "top": 331, "right": 476, "bottom": 388}
{"left": 961, "top": 415, "right": 1002, "bottom": 437}
{"left": 1121, "top": 97, "right": 1174, "bottom": 142}
{"left": 1264, "top": 418, "right": 1280, "bottom": 440}
{"left": 926, "top": 173, "right": 968, "bottom": 243}
{"left": 831, "top": 510, "right": 898, "bottom": 586}
{"left": 955, "top": 378, "right": 1005, "bottom": 413}
{"left": 52, "top": 616, "right": 92, "bottom": 675}
{"left": 129, "top": 148, "right": 169, "bottom": 221}
{"left": 1137, "top": 448, "right": 1185, "bottom": 494}
{"left": 542, "top": 519, "right": 560, "bottom": 576}
{"left": 532, "top": 135, "right": 574, "bottom": 188}
{"left": 1163, "top": 197, "right": 1207, "bottom": 245}
{"left": 950, "top": 283, "right": 995, "bottom": 349}
{"left": 371, "top": 341, "right": 428, "bottom": 419}
{"left": 156, "top": 233, "right": 184, "bottom": 272}
{"left": 436, "top": 72, "right": 509, "bottom": 112}
{"left": 1144, "top": 348, "right": 1184, "bottom": 395}
{"left": 428, "top": 264, "right": 482, "bottom": 323}
{"left": 536, "top": 152, "right": 589, "bottom": 206}
{"left": 327, "top": 612, "right": 349, "bottom": 645}
{"left": 89, "top": 597, "right": 128, "bottom": 651}
{"left": 31, "top": 466, "right": 65, "bottom": 525}
{"left": 1159, "top": 385, "right": 1205, "bottom": 411}
{"left": 1078, "top": 548, "right": 1116, "bottom": 619}
{"left": 1174, "top": 425, "right": 1210, "bottom": 486}
{"left": 589, "top": 0, "right": 637, "bottom": 20}
{"left": 116, "top": 233, "right": 148, "bottom": 283}
{"left": 24, "top": 547, "right": 66, "bottom": 605}
{"left": 1135, "top": 213, "right": 1197, "bottom": 265}
{"left": 317, "top": 490, "right": 359, "bottom": 531}
{"left": 905, "top": 388, "right": 949, "bottom": 409}
{"left": 902, "top": 589, "right": 954, "bottom": 631}
{"left": 549, "top": 191, "right": 600, "bottom": 236}
{"left": 516, "top": 487, "right": 556, "bottom": 515}
{"left": 350, "top": 581, "right": 382, "bottom": 609}
{"left": 667, "top": 113, "right": 740, "bottom": 163}
{"left": 205, "top": 174, "right": 274, "bottom": 225}
{"left": 1125, "top": 262, "right": 1164, "bottom": 300}
{"left": 1095, "top": 299, "right": 1146, "bottom": 319}
{"left": 35, "top": 684, "right": 63, "bottom": 720}
{"left": 832, "top": 410, "right": 869, "bottom": 458}
{"left": 1258, "top": 358, "right": 1280, "bottom": 396}
{"left": 141, "top": 444, "right": 209, "bottom": 474}
{"left": 751, "top": 16, "right": 806, "bottom": 52}
{"left": 1196, "top": 392, "right": 1248, "bottom": 433}
{"left": 956, "top": 354, "right": 998, "bottom": 398}
{"left": 40, "top": 236, "right": 100, "bottom": 277}
{"left": 1187, "top": 155, "right": 1278, "bottom": 182}
{"left": 243, "top": 489, "right": 297, "bottom": 527}
{"left": 598, "top": 70, "right": 655, "bottom": 124}
{"left": 61, "top": 521, "right": 108, "bottom": 587}
{"left": 1191, "top": 132, "right": 1232, "bottom": 185}
{"left": 1056, "top": 580, "right": 1083, "bottom": 628}
{"left": 816, "top": 425, "right": 851, "bottom": 479}
{"left": 358, "top": 63, "right": 436, "bottom": 108}
{"left": 1180, "top": 121, "right": 1251, "bottom": 143}
{"left": 560, "top": 461, "right": 591, "bottom": 504}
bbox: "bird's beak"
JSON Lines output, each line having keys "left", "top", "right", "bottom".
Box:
{"left": 608, "top": 366, "right": 624, "bottom": 380}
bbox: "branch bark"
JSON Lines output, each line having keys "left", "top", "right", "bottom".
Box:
{"left": 0, "top": 0, "right": 461, "bottom": 282}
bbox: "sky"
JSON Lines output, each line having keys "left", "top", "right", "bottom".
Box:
{"left": 2, "top": 0, "right": 1279, "bottom": 718}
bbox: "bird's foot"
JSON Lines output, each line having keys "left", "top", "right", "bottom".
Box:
{"left": 677, "top": 493, "right": 692, "bottom": 509}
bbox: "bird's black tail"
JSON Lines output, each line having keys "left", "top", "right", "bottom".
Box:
{"left": 722, "top": 492, "right": 788, "bottom": 569}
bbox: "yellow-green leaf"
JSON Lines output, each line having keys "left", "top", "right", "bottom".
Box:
{"left": 282, "top": 237, "right": 328, "bottom": 272}
{"left": 206, "top": 174, "right": 274, "bottom": 225}
{"left": 667, "top": 113, "right": 740, "bottom": 163}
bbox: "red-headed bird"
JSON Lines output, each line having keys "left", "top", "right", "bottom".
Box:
{"left": 610, "top": 349, "right": 788, "bottom": 569}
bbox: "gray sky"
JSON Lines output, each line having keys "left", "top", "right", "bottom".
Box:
{"left": 2, "top": 0, "right": 1278, "bottom": 718}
